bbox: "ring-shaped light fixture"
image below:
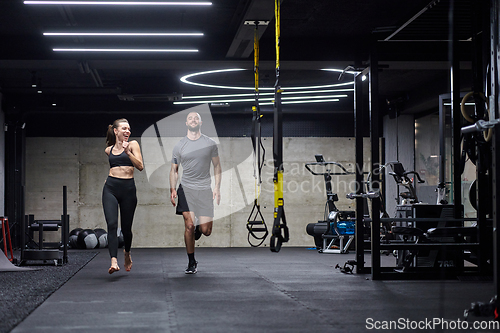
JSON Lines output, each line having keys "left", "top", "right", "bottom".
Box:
{"left": 176, "top": 68, "right": 358, "bottom": 105}
{"left": 179, "top": 68, "right": 356, "bottom": 91}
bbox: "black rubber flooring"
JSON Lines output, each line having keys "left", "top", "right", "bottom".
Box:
{"left": 0, "top": 250, "right": 98, "bottom": 333}
{"left": 7, "top": 247, "right": 498, "bottom": 332}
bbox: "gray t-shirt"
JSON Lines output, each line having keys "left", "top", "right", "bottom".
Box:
{"left": 172, "top": 134, "right": 219, "bottom": 190}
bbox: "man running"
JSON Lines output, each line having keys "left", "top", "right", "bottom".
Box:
{"left": 170, "top": 111, "right": 221, "bottom": 274}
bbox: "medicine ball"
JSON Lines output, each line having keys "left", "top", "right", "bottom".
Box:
{"left": 77, "top": 229, "right": 98, "bottom": 249}
{"left": 69, "top": 228, "right": 83, "bottom": 249}
{"left": 94, "top": 228, "right": 108, "bottom": 248}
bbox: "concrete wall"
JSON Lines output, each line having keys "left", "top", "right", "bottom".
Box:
{"left": 25, "top": 136, "right": 370, "bottom": 248}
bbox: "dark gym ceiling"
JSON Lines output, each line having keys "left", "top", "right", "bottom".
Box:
{"left": 0, "top": 0, "right": 477, "bottom": 133}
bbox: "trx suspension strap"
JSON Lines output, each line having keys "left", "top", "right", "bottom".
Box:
{"left": 270, "top": 0, "right": 289, "bottom": 252}
{"left": 247, "top": 21, "right": 268, "bottom": 247}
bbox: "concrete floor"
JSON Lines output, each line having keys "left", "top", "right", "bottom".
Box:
{"left": 10, "top": 247, "right": 498, "bottom": 332}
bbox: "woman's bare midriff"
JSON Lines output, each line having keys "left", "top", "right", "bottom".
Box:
{"left": 109, "top": 166, "right": 135, "bottom": 179}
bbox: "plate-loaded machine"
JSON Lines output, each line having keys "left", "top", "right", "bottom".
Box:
{"left": 20, "top": 186, "right": 69, "bottom": 266}
{"left": 305, "top": 155, "right": 355, "bottom": 254}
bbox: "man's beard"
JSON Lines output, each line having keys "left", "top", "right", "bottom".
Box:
{"left": 188, "top": 124, "right": 200, "bottom": 132}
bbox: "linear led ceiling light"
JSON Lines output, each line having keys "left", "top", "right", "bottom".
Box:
{"left": 53, "top": 48, "right": 198, "bottom": 52}
{"left": 175, "top": 98, "right": 340, "bottom": 105}
{"left": 174, "top": 95, "right": 348, "bottom": 105}
{"left": 181, "top": 89, "right": 354, "bottom": 100}
{"left": 259, "top": 99, "right": 340, "bottom": 106}
{"left": 321, "top": 68, "right": 360, "bottom": 75}
{"left": 25, "top": 1, "right": 212, "bottom": 6}
{"left": 44, "top": 32, "right": 204, "bottom": 36}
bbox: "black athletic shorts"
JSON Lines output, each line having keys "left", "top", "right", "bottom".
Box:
{"left": 176, "top": 184, "right": 214, "bottom": 219}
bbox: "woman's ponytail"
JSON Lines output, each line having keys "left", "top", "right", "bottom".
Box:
{"left": 106, "top": 124, "right": 116, "bottom": 147}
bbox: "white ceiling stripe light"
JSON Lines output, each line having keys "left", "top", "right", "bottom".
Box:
{"left": 174, "top": 95, "right": 348, "bottom": 105}
{"left": 260, "top": 99, "right": 340, "bottom": 106}
{"left": 321, "top": 68, "right": 360, "bottom": 75}
{"left": 53, "top": 48, "right": 198, "bottom": 52}
{"left": 181, "top": 88, "right": 354, "bottom": 100}
{"left": 25, "top": 1, "right": 212, "bottom": 5}
{"left": 180, "top": 68, "right": 355, "bottom": 91}
{"left": 44, "top": 32, "right": 204, "bottom": 36}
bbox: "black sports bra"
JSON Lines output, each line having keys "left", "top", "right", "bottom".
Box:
{"left": 109, "top": 145, "right": 134, "bottom": 168}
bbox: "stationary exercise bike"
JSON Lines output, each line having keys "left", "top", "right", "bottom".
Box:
{"left": 305, "top": 155, "right": 355, "bottom": 254}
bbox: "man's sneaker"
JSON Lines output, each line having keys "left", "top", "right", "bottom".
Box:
{"left": 185, "top": 261, "right": 197, "bottom": 274}
{"left": 194, "top": 225, "right": 202, "bottom": 241}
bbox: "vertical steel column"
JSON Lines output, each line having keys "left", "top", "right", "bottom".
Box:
{"left": 449, "top": 0, "right": 466, "bottom": 276}
{"left": 473, "top": 0, "right": 492, "bottom": 275}
{"left": 449, "top": 0, "right": 462, "bottom": 219}
{"left": 354, "top": 68, "right": 367, "bottom": 274}
{"left": 5, "top": 120, "right": 25, "bottom": 249}
{"left": 490, "top": 0, "right": 500, "bottom": 304}
{"left": 438, "top": 94, "right": 446, "bottom": 191}
{"left": 438, "top": 94, "right": 448, "bottom": 205}
{"left": 62, "top": 186, "right": 68, "bottom": 264}
{"left": 369, "top": 39, "right": 381, "bottom": 280}
{"left": 20, "top": 187, "right": 25, "bottom": 262}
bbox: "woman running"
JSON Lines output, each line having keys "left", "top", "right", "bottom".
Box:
{"left": 102, "top": 118, "right": 143, "bottom": 274}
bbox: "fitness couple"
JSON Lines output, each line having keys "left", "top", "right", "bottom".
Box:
{"left": 102, "top": 112, "right": 221, "bottom": 275}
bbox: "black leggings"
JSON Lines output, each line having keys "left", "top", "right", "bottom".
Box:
{"left": 102, "top": 176, "right": 137, "bottom": 258}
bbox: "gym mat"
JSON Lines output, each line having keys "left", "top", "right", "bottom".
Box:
{"left": 0, "top": 250, "right": 97, "bottom": 333}
{"left": 9, "top": 248, "right": 498, "bottom": 332}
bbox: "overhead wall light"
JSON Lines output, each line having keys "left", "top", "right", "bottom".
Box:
{"left": 53, "top": 48, "right": 198, "bottom": 52}
{"left": 25, "top": 1, "right": 212, "bottom": 6}
{"left": 44, "top": 32, "right": 204, "bottom": 36}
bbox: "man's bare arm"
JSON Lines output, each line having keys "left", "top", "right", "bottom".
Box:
{"left": 212, "top": 156, "right": 221, "bottom": 205}
{"left": 170, "top": 163, "right": 179, "bottom": 206}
